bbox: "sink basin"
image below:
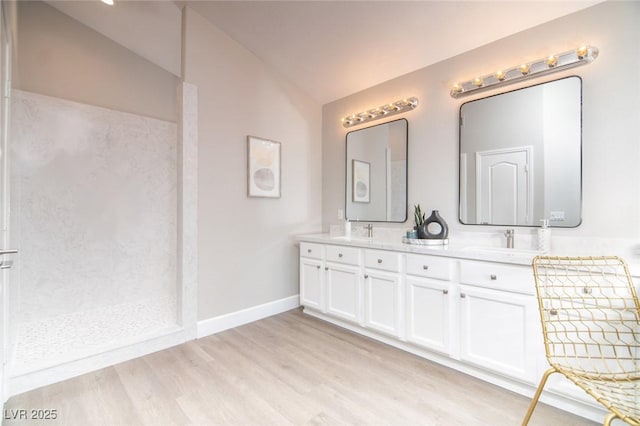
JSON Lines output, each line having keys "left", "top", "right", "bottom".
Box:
{"left": 461, "top": 246, "right": 544, "bottom": 257}
{"left": 330, "top": 235, "right": 372, "bottom": 242}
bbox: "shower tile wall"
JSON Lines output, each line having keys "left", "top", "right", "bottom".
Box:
{"left": 9, "top": 90, "right": 177, "bottom": 372}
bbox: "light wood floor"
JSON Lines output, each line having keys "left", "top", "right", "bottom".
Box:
{"left": 4, "top": 308, "right": 597, "bottom": 426}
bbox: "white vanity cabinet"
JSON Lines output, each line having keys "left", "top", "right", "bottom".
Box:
{"left": 363, "top": 249, "right": 403, "bottom": 337}
{"left": 458, "top": 260, "right": 541, "bottom": 384}
{"left": 405, "top": 254, "right": 454, "bottom": 355}
{"left": 324, "top": 245, "right": 362, "bottom": 324}
{"left": 298, "top": 236, "right": 609, "bottom": 422}
{"left": 299, "top": 242, "right": 325, "bottom": 311}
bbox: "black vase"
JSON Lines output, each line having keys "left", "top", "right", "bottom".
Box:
{"left": 417, "top": 210, "right": 448, "bottom": 239}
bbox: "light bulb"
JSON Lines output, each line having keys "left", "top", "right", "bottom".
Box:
{"left": 101, "top": 0, "right": 114, "bottom": 5}
{"left": 473, "top": 77, "right": 483, "bottom": 87}
{"left": 452, "top": 84, "right": 462, "bottom": 93}
{"left": 495, "top": 70, "right": 506, "bottom": 81}
{"left": 519, "top": 64, "right": 530, "bottom": 75}
{"left": 546, "top": 55, "right": 558, "bottom": 68}
{"left": 577, "top": 46, "right": 588, "bottom": 59}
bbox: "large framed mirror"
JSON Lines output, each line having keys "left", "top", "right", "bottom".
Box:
{"left": 346, "top": 118, "right": 407, "bottom": 222}
{"left": 459, "top": 76, "right": 582, "bottom": 227}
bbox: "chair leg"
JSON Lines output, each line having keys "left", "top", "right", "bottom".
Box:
{"left": 603, "top": 412, "right": 619, "bottom": 426}
{"left": 522, "top": 368, "right": 557, "bottom": 426}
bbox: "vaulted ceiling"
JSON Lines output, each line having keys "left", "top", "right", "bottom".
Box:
{"left": 47, "top": 0, "right": 603, "bottom": 104}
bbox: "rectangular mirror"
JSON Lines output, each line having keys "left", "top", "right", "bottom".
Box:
{"left": 346, "top": 118, "right": 407, "bottom": 222}
{"left": 459, "top": 76, "right": 582, "bottom": 227}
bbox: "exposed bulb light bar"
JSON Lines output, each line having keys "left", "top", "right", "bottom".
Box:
{"left": 450, "top": 45, "right": 598, "bottom": 99}
{"left": 342, "top": 97, "right": 419, "bottom": 128}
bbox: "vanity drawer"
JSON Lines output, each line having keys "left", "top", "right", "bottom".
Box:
{"left": 364, "top": 249, "right": 401, "bottom": 272}
{"left": 326, "top": 245, "right": 360, "bottom": 266}
{"left": 300, "top": 242, "right": 324, "bottom": 260}
{"left": 406, "top": 254, "right": 452, "bottom": 281}
{"left": 460, "top": 260, "right": 534, "bottom": 295}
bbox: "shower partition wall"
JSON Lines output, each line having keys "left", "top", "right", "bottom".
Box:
{"left": 4, "top": 2, "right": 198, "bottom": 396}
{"left": 9, "top": 90, "right": 179, "bottom": 374}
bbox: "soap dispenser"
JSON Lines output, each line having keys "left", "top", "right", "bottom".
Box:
{"left": 536, "top": 219, "right": 551, "bottom": 252}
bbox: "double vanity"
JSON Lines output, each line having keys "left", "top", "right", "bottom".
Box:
{"left": 297, "top": 233, "right": 616, "bottom": 421}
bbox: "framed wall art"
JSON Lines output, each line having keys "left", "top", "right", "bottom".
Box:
{"left": 247, "top": 136, "right": 281, "bottom": 198}
{"left": 352, "top": 159, "right": 370, "bottom": 203}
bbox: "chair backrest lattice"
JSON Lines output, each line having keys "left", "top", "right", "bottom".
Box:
{"left": 532, "top": 256, "right": 640, "bottom": 423}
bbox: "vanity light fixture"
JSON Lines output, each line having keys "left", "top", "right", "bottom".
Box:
{"left": 450, "top": 45, "right": 598, "bottom": 99}
{"left": 342, "top": 97, "right": 418, "bottom": 128}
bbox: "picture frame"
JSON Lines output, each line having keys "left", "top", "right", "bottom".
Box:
{"left": 247, "top": 136, "right": 281, "bottom": 198}
{"left": 352, "top": 159, "right": 370, "bottom": 203}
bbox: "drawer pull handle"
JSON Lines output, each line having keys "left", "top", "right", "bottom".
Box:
{"left": 377, "top": 259, "right": 383, "bottom": 264}
{"left": 338, "top": 253, "right": 343, "bottom": 258}
{"left": 423, "top": 265, "right": 429, "bottom": 270}
{"left": 490, "top": 274, "right": 497, "bottom": 280}
{"left": 549, "top": 309, "right": 558, "bottom": 316}
{"left": 443, "top": 289, "right": 449, "bottom": 295}
{"left": 460, "top": 293, "right": 466, "bottom": 298}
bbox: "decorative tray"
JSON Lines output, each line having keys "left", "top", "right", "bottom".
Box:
{"left": 402, "top": 237, "right": 449, "bottom": 246}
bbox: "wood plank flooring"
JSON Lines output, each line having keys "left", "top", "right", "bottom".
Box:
{"left": 3, "top": 308, "right": 597, "bottom": 425}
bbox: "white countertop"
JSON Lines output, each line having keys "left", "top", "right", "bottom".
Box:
{"left": 296, "top": 233, "right": 640, "bottom": 276}
{"left": 297, "top": 233, "right": 544, "bottom": 266}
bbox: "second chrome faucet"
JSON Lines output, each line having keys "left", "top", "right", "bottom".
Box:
{"left": 505, "top": 229, "right": 515, "bottom": 248}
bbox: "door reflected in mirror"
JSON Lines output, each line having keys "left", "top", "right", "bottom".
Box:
{"left": 459, "top": 77, "right": 582, "bottom": 227}
{"left": 346, "top": 119, "right": 407, "bottom": 222}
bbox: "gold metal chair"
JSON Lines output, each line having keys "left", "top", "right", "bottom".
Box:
{"left": 523, "top": 256, "right": 639, "bottom": 426}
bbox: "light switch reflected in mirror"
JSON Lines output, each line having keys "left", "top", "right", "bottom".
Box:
{"left": 346, "top": 118, "right": 408, "bottom": 222}
{"left": 459, "top": 76, "right": 582, "bottom": 227}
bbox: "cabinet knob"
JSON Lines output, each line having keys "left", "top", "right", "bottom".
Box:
{"left": 549, "top": 309, "right": 558, "bottom": 316}
{"left": 490, "top": 274, "right": 497, "bottom": 280}
{"left": 460, "top": 293, "right": 466, "bottom": 298}
{"left": 325, "top": 267, "right": 328, "bottom": 271}
{"left": 307, "top": 249, "right": 312, "bottom": 253}
{"left": 338, "top": 253, "right": 343, "bottom": 258}
{"left": 316, "top": 265, "right": 320, "bottom": 270}
{"left": 423, "top": 265, "right": 429, "bottom": 270}
{"left": 377, "top": 259, "right": 383, "bottom": 264}
{"left": 582, "top": 287, "right": 592, "bottom": 295}
{"left": 364, "top": 274, "right": 369, "bottom": 279}
{"left": 442, "top": 289, "right": 449, "bottom": 295}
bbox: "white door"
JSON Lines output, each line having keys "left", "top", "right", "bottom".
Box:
{"left": 0, "top": 2, "right": 16, "bottom": 404}
{"left": 476, "top": 147, "right": 532, "bottom": 225}
{"left": 406, "top": 277, "right": 451, "bottom": 355}
{"left": 364, "top": 270, "right": 401, "bottom": 337}
{"left": 300, "top": 258, "right": 324, "bottom": 311}
{"left": 325, "top": 263, "right": 361, "bottom": 323}
{"left": 458, "top": 285, "right": 539, "bottom": 384}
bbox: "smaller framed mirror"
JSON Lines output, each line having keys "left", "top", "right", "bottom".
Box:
{"left": 346, "top": 119, "right": 408, "bottom": 222}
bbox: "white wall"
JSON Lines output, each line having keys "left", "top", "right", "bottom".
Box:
{"left": 323, "top": 2, "right": 640, "bottom": 245}
{"left": 14, "top": 1, "right": 177, "bottom": 122}
{"left": 182, "top": 7, "right": 322, "bottom": 320}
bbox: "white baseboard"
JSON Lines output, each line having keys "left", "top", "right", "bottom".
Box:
{"left": 197, "top": 295, "right": 300, "bottom": 338}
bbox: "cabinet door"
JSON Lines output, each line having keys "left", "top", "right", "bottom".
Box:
{"left": 406, "top": 277, "right": 452, "bottom": 355}
{"left": 300, "top": 257, "right": 324, "bottom": 311}
{"left": 364, "top": 270, "right": 402, "bottom": 337}
{"left": 459, "top": 285, "right": 539, "bottom": 384}
{"left": 326, "top": 263, "right": 361, "bottom": 323}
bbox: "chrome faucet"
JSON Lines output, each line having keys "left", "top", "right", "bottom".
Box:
{"left": 505, "top": 229, "right": 515, "bottom": 248}
{"left": 365, "top": 224, "right": 374, "bottom": 238}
